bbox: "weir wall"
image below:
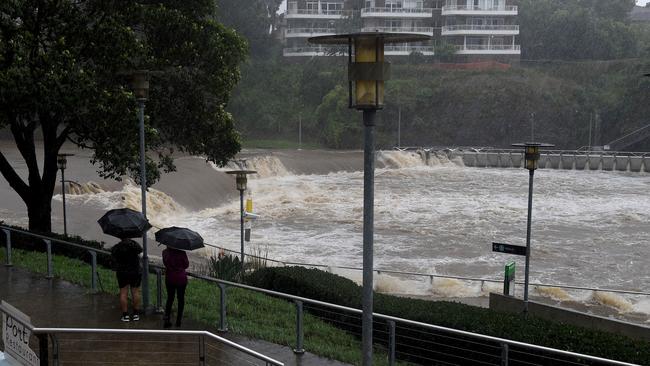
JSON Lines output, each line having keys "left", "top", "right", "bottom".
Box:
{"left": 489, "top": 293, "right": 650, "bottom": 342}
{"left": 447, "top": 151, "right": 648, "bottom": 172}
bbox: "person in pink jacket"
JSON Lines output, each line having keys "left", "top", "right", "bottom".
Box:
{"left": 162, "top": 246, "right": 189, "bottom": 328}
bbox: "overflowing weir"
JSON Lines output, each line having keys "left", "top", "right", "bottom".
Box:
{"left": 413, "top": 149, "right": 650, "bottom": 172}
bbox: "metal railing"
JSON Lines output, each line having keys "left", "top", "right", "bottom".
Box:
{"left": 285, "top": 27, "right": 336, "bottom": 35}
{"left": 361, "top": 26, "right": 433, "bottom": 34}
{"left": 0, "top": 226, "right": 642, "bottom": 366}
{"left": 285, "top": 8, "right": 347, "bottom": 16}
{"left": 442, "top": 24, "right": 519, "bottom": 32}
{"left": 384, "top": 45, "right": 435, "bottom": 54}
{"left": 442, "top": 5, "right": 518, "bottom": 12}
{"left": 456, "top": 44, "right": 521, "bottom": 51}
{"left": 360, "top": 7, "right": 434, "bottom": 15}
{"left": 282, "top": 46, "right": 347, "bottom": 56}
{"left": 0, "top": 304, "right": 283, "bottom": 366}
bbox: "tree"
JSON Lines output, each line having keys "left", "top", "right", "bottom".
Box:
{"left": 0, "top": 0, "right": 247, "bottom": 232}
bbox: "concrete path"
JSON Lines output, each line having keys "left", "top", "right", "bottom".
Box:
{"left": 0, "top": 266, "right": 351, "bottom": 366}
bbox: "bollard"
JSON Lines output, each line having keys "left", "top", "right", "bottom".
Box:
{"left": 45, "top": 240, "right": 53, "bottom": 279}
{"left": 388, "top": 320, "right": 396, "bottom": 366}
{"left": 156, "top": 268, "right": 164, "bottom": 313}
{"left": 199, "top": 335, "right": 206, "bottom": 366}
{"left": 89, "top": 251, "right": 97, "bottom": 293}
{"left": 293, "top": 300, "right": 305, "bottom": 354}
{"left": 38, "top": 334, "right": 49, "bottom": 366}
{"left": 3, "top": 229, "right": 12, "bottom": 267}
{"left": 218, "top": 283, "right": 228, "bottom": 332}
{"left": 501, "top": 343, "right": 509, "bottom": 366}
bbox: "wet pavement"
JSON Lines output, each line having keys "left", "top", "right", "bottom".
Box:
{"left": 0, "top": 266, "right": 351, "bottom": 366}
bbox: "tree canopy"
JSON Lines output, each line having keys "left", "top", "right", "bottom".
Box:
{"left": 0, "top": 0, "right": 247, "bottom": 231}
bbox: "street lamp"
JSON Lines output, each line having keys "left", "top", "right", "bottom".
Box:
{"left": 225, "top": 169, "right": 257, "bottom": 281}
{"left": 57, "top": 153, "right": 74, "bottom": 236}
{"left": 511, "top": 142, "right": 554, "bottom": 314}
{"left": 309, "top": 31, "right": 430, "bottom": 366}
{"left": 130, "top": 70, "right": 151, "bottom": 311}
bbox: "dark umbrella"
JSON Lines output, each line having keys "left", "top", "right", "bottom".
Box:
{"left": 155, "top": 227, "right": 204, "bottom": 251}
{"left": 98, "top": 208, "right": 151, "bottom": 239}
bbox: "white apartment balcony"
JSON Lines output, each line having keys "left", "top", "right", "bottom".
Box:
{"left": 455, "top": 44, "right": 521, "bottom": 55}
{"left": 361, "top": 26, "right": 433, "bottom": 36}
{"left": 360, "top": 7, "right": 434, "bottom": 18}
{"left": 285, "top": 28, "right": 337, "bottom": 38}
{"left": 441, "top": 5, "right": 517, "bottom": 16}
{"left": 385, "top": 45, "right": 434, "bottom": 56}
{"left": 441, "top": 24, "right": 519, "bottom": 36}
{"left": 285, "top": 9, "right": 347, "bottom": 19}
{"left": 283, "top": 46, "right": 347, "bottom": 57}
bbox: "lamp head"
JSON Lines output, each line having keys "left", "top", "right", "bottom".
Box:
{"left": 511, "top": 142, "right": 554, "bottom": 171}
{"left": 226, "top": 170, "right": 257, "bottom": 191}
{"left": 130, "top": 70, "right": 150, "bottom": 101}
{"left": 57, "top": 153, "right": 74, "bottom": 170}
{"left": 309, "top": 32, "right": 431, "bottom": 110}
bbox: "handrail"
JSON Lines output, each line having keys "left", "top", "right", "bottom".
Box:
{"left": 0, "top": 225, "right": 111, "bottom": 256}
{"left": 0, "top": 227, "right": 642, "bottom": 365}
{"left": 360, "top": 7, "right": 434, "bottom": 14}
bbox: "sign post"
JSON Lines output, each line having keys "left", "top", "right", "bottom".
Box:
{"left": 504, "top": 262, "right": 516, "bottom": 296}
{"left": 2, "top": 301, "right": 40, "bottom": 366}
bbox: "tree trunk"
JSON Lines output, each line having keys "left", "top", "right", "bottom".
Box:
{"left": 27, "top": 192, "right": 53, "bottom": 233}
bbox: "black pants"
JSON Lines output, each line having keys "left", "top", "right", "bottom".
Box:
{"left": 164, "top": 281, "right": 187, "bottom": 326}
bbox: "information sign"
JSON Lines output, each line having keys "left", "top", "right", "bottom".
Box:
{"left": 504, "top": 262, "right": 516, "bottom": 296}
{"left": 1, "top": 301, "right": 39, "bottom": 366}
{"left": 492, "top": 242, "right": 526, "bottom": 256}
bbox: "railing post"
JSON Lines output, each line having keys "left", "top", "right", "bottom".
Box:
{"left": 293, "top": 300, "right": 305, "bottom": 354}
{"left": 501, "top": 343, "right": 509, "bottom": 366}
{"left": 51, "top": 334, "right": 60, "bottom": 366}
{"left": 388, "top": 320, "right": 396, "bottom": 366}
{"left": 198, "top": 335, "right": 205, "bottom": 366}
{"left": 218, "top": 283, "right": 228, "bottom": 332}
{"left": 38, "top": 333, "right": 49, "bottom": 366}
{"left": 89, "top": 251, "right": 97, "bottom": 293}
{"left": 3, "top": 229, "right": 12, "bottom": 267}
{"left": 45, "top": 240, "right": 53, "bottom": 279}
{"left": 155, "top": 268, "right": 164, "bottom": 313}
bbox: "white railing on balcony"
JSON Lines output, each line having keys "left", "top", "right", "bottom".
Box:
{"left": 361, "top": 7, "right": 434, "bottom": 16}
{"left": 455, "top": 44, "right": 521, "bottom": 54}
{"left": 442, "top": 24, "right": 519, "bottom": 32}
{"left": 441, "top": 5, "right": 517, "bottom": 14}
{"left": 285, "top": 9, "right": 348, "bottom": 17}
{"left": 361, "top": 26, "right": 433, "bottom": 35}
{"left": 285, "top": 28, "right": 337, "bottom": 37}
{"left": 283, "top": 46, "right": 347, "bottom": 56}
{"left": 384, "top": 45, "right": 435, "bottom": 55}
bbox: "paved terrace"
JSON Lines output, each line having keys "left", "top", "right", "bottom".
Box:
{"left": 0, "top": 266, "right": 350, "bottom": 366}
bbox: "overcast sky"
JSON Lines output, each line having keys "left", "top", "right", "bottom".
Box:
{"left": 278, "top": 0, "right": 650, "bottom": 13}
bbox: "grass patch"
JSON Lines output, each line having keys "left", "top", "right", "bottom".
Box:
{"left": 242, "top": 138, "right": 322, "bottom": 150}
{"left": 0, "top": 248, "right": 399, "bottom": 365}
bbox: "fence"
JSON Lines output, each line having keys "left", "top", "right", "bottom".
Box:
{"left": 0, "top": 225, "right": 642, "bottom": 366}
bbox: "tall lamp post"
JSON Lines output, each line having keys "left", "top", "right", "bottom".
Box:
{"left": 225, "top": 169, "right": 257, "bottom": 281}
{"left": 511, "top": 142, "right": 554, "bottom": 314}
{"left": 131, "top": 70, "right": 151, "bottom": 311}
{"left": 57, "top": 153, "right": 74, "bottom": 236}
{"left": 308, "top": 32, "right": 430, "bottom": 366}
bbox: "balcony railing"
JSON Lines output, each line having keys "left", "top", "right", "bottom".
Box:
{"left": 283, "top": 46, "right": 347, "bottom": 57}
{"left": 285, "top": 28, "right": 337, "bottom": 37}
{"left": 455, "top": 44, "right": 521, "bottom": 54}
{"left": 441, "top": 5, "right": 517, "bottom": 15}
{"left": 361, "top": 26, "right": 433, "bottom": 35}
{"left": 385, "top": 45, "right": 435, "bottom": 55}
{"left": 285, "top": 8, "right": 348, "bottom": 18}
{"left": 441, "top": 24, "right": 519, "bottom": 35}
{"left": 361, "top": 7, "right": 434, "bottom": 17}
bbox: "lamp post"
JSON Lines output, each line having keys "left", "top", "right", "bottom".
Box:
{"left": 226, "top": 169, "right": 257, "bottom": 281}
{"left": 130, "top": 70, "right": 151, "bottom": 311}
{"left": 309, "top": 32, "right": 430, "bottom": 366}
{"left": 511, "top": 142, "right": 554, "bottom": 314}
{"left": 57, "top": 153, "right": 74, "bottom": 236}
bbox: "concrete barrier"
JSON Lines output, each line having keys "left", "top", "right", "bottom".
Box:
{"left": 548, "top": 154, "right": 561, "bottom": 169}
{"left": 615, "top": 156, "right": 629, "bottom": 171}
{"left": 475, "top": 153, "right": 488, "bottom": 168}
{"left": 462, "top": 152, "right": 477, "bottom": 167}
{"left": 490, "top": 293, "right": 650, "bottom": 342}
{"left": 510, "top": 153, "right": 523, "bottom": 168}
{"left": 629, "top": 156, "right": 643, "bottom": 172}
{"left": 560, "top": 154, "right": 574, "bottom": 169}
{"left": 486, "top": 152, "right": 500, "bottom": 168}
{"left": 498, "top": 153, "right": 512, "bottom": 168}
{"left": 574, "top": 155, "right": 588, "bottom": 170}
{"left": 588, "top": 155, "right": 601, "bottom": 170}
{"left": 601, "top": 155, "right": 615, "bottom": 171}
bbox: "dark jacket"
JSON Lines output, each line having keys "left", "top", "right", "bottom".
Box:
{"left": 163, "top": 248, "right": 189, "bottom": 286}
{"left": 111, "top": 239, "right": 142, "bottom": 274}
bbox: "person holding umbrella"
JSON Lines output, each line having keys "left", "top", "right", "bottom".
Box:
{"left": 156, "top": 226, "right": 204, "bottom": 328}
{"left": 98, "top": 208, "right": 151, "bottom": 322}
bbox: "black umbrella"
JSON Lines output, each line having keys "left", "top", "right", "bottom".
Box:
{"left": 98, "top": 208, "right": 151, "bottom": 239}
{"left": 155, "top": 227, "right": 204, "bottom": 251}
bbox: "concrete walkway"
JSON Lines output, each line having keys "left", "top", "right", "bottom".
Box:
{"left": 0, "top": 266, "right": 351, "bottom": 366}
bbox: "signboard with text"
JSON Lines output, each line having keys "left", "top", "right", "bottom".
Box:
{"left": 492, "top": 242, "right": 526, "bottom": 256}
{"left": 2, "top": 301, "right": 39, "bottom": 366}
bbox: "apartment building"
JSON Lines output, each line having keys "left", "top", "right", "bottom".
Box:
{"left": 281, "top": 0, "right": 520, "bottom": 61}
